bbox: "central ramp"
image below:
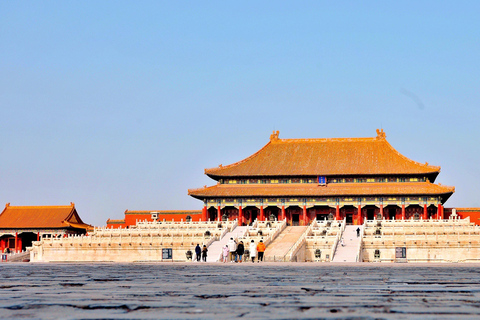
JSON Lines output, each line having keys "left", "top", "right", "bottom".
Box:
{"left": 332, "top": 225, "right": 363, "bottom": 262}
{"left": 264, "top": 226, "right": 307, "bottom": 262}
{"left": 206, "top": 226, "right": 247, "bottom": 262}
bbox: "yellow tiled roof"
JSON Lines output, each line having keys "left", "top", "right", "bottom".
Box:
{"left": 205, "top": 130, "right": 440, "bottom": 177}
{"left": 0, "top": 203, "right": 90, "bottom": 229}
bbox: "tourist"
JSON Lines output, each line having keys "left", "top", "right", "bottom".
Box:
{"left": 256, "top": 239, "right": 266, "bottom": 262}
{"left": 222, "top": 245, "right": 230, "bottom": 263}
{"left": 249, "top": 240, "right": 257, "bottom": 263}
{"left": 227, "top": 237, "right": 237, "bottom": 262}
{"left": 195, "top": 244, "right": 201, "bottom": 262}
{"left": 236, "top": 241, "right": 245, "bottom": 263}
{"left": 340, "top": 238, "right": 345, "bottom": 247}
{"left": 356, "top": 227, "right": 360, "bottom": 237}
{"left": 201, "top": 245, "right": 208, "bottom": 262}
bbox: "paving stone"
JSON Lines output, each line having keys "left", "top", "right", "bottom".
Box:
{"left": 1, "top": 263, "right": 480, "bottom": 319}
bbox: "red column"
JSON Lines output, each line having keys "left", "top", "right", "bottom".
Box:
{"left": 438, "top": 203, "right": 444, "bottom": 220}
{"left": 37, "top": 232, "right": 40, "bottom": 241}
{"left": 302, "top": 205, "right": 307, "bottom": 225}
{"left": 335, "top": 205, "right": 340, "bottom": 220}
{"left": 217, "top": 206, "right": 221, "bottom": 221}
{"left": 260, "top": 206, "right": 265, "bottom": 221}
{"left": 401, "top": 205, "right": 406, "bottom": 220}
{"left": 357, "top": 205, "right": 362, "bottom": 225}
{"left": 281, "top": 206, "right": 285, "bottom": 221}
{"left": 0, "top": 238, "right": 5, "bottom": 252}
{"left": 239, "top": 206, "right": 243, "bottom": 225}
{"left": 380, "top": 204, "right": 384, "bottom": 219}
{"left": 423, "top": 204, "right": 428, "bottom": 220}
{"left": 14, "top": 232, "right": 18, "bottom": 253}
{"left": 202, "top": 206, "right": 207, "bottom": 221}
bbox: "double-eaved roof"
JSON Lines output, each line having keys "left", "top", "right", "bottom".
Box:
{"left": 0, "top": 202, "right": 91, "bottom": 230}
{"left": 189, "top": 130, "right": 455, "bottom": 201}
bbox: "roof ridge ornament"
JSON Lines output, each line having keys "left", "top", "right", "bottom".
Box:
{"left": 270, "top": 130, "right": 280, "bottom": 142}
{"left": 376, "top": 128, "right": 386, "bottom": 140}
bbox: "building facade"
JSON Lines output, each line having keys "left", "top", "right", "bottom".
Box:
{"left": 0, "top": 203, "right": 91, "bottom": 253}
{"left": 188, "top": 130, "right": 455, "bottom": 226}
{"left": 106, "top": 210, "right": 202, "bottom": 228}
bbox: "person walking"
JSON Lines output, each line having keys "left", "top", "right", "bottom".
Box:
{"left": 340, "top": 238, "right": 345, "bottom": 247}
{"left": 256, "top": 240, "right": 266, "bottom": 262}
{"left": 249, "top": 240, "right": 257, "bottom": 263}
{"left": 195, "top": 244, "right": 201, "bottom": 262}
{"left": 227, "top": 237, "right": 237, "bottom": 263}
{"left": 201, "top": 245, "right": 208, "bottom": 262}
{"left": 222, "top": 245, "right": 230, "bottom": 263}
{"left": 236, "top": 241, "right": 245, "bottom": 263}
{"left": 356, "top": 227, "right": 361, "bottom": 237}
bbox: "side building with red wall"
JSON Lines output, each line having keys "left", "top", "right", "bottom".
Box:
{"left": 106, "top": 209, "right": 203, "bottom": 228}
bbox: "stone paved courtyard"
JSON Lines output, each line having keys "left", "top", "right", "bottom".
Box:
{"left": 1, "top": 262, "right": 480, "bottom": 319}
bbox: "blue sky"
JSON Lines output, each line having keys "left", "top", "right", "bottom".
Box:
{"left": 1, "top": 2, "right": 479, "bottom": 226}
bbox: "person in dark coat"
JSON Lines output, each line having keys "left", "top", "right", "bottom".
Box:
{"left": 201, "top": 245, "right": 208, "bottom": 262}
{"left": 236, "top": 241, "right": 245, "bottom": 263}
{"left": 356, "top": 227, "right": 361, "bottom": 237}
{"left": 195, "top": 244, "right": 201, "bottom": 262}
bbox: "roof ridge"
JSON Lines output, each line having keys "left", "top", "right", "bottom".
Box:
{"left": 273, "top": 137, "right": 377, "bottom": 143}
{"left": 5, "top": 202, "right": 75, "bottom": 209}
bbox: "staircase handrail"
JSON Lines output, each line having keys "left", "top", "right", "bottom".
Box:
{"left": 330, "top": 218, "right": 346, "bottom": 261}
{"left": 287, "top": 222, "right": 313, "bottom": 261}
{"left": 231, "top": 219, "right": 238, "bottom": 232}
{"left": 264, "top": 218, "right": 287, "bottom": 247}
{"left": 219, "top": 226, "right": 229, "bottom": 241}
{"left": 355, "top": 220, "right": 366, "bottom": 262}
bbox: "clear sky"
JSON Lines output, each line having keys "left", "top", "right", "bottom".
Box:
{"left": 1, "top": 2, "right": 479, "bottom": 226}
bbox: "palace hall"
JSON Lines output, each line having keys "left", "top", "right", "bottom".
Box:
{"left": 188, "top": 129, "right": 456, "bottom": 226}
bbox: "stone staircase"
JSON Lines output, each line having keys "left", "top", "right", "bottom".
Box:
{"left": 264, "top": 226, "right": 307, "bottom": 262}
{"left": 3, "top": 251, "right": 30, "bottom": 262}
{"left": 332, "top": 225, "right": 363, "bottom": 262}
{"left": 206, "top": 226, "right": 248, "bottom": 262}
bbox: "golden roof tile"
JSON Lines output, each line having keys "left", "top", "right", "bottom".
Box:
{"left": 0, "top": 202, "right": 89, "bottom": 229}
{"left": 205, "top": 129, "right": 440, "bottom": 177}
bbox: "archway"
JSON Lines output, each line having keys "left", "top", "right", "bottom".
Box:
{"left": 309, "top": 205, "right": 333, "bottom": 222}
{"left": 363, "top": 205, "right": 379, "bottom": 221}
{"left": 265, "top": 206, "right": 279, "bottom": 221}
{"left": 427, "top": 204, "right": 437, "bottom": 219}
{"left": 341, "top": 205, "right": 356, "bottom": 225}
{"left": 19, "top": 232, "right": 37, "bottom": 251}
{"left": 286, "top": 206, "right": 302, "bottom": 226}
{"left": 207, "top": 207, "right": 218, "bottom": 221}
{"left": 384, "top": 205, "right": 400, "bottom": 220}
{"left": 221, "top": 206, "right": 239, "bottom": 221}
{"left": 406, "top": 205, "right": 423, "bottom": 220}
{"left": 243, "top": 206, "right": 259, "bottom": 225}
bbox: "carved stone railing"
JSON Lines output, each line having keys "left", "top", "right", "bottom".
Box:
{"left": 287, "top": 220, "right": 315, "bottom": 261}
{"left": 330, "top": 218, "right": 346, "bottom": 261}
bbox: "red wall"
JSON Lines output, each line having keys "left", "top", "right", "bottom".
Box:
{"left": 106, "top": 211, "right": 203, "bottom": 228}
{"left": 446, "top": 208, "right": 480, "bottom": 225}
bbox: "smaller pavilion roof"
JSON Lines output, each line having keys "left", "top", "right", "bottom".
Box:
{"left": 0, "top": 203, "right": 91, "bottom": 229}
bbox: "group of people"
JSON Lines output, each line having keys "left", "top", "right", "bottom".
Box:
{"left": 222, "top": 238, "right": 266, "bottom": 263}
{"left": 193, "top": 238, "right": 267, "bottom": 263}
{"left": 194, "top": 244, "right": 208, "bottom": 262}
